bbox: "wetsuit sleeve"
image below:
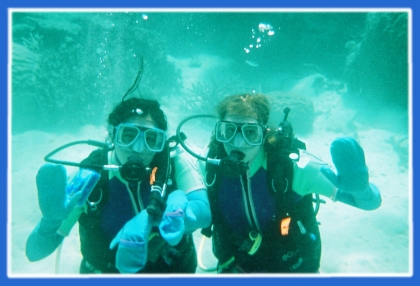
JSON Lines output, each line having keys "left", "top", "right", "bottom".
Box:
{"left": 292, "top": 150, "right": 337, "bottom": 200}
{"left": 185, "top": 189, "right": 212, "bottom": 233}
{"left": 173, "top": 147, "right": 206, "bottom": 194}
{"left": 172, "top": 147, "right": 211, "bottom": 232}
{"left": 293, "top": 150, "right": 382, "bottom": 211}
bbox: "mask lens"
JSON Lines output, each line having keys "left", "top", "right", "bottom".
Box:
{"left": 216, "top": 121, "right": 237, "bottom": 143}
{"left": 116, "top": 124, "right": 166, "bottom": 152}
{"left": 242, "top": 124, "right": 263, "bottom": 145}
{"left": 144, "top": 129, "right": 166, "bottom": 152}
{"left": 216, "top": 121, "right": 263, "bottom": 146}
{"left": 117, "top": 125, "right": 140, "bottom": 146}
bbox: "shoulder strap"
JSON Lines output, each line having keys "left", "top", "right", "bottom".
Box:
{"left": 80, "top": 148, "right": 110, "bottom": 212}
{"left": 57, "top": 148, "right": 109, "bottom": 234}
{"left": 267, "top": 135, "right": 321, "bottom": 231}
{"left": 165, "top": 155, "right": 177, "bottom": 196}
{"left": 200, "top": 144, "right": 224, "bottom": 237}
{"left": 266, "top": 146, "right": 295, "bottom": 220}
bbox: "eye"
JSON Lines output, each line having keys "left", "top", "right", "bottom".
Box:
{"left": 244, "top": 129, "right": 256, "bottom": 138}
{"left": 225, "top": 125, "right": 236, "bottom": 137}
{"left": 243, "top": 125, "right": 261, "bottom": 142}
{"left": 146, "top": 133, "right": 157, "bottom": 146}
{"left": 121, "top": 128, "right": 138, "bottom": 144}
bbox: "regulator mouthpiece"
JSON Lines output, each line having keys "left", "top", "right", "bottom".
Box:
{"left": 120, "top": 157, "right": 150, "bottom": 182}
{"left": 220, "top": 150, "right": 248, "bottom": 178}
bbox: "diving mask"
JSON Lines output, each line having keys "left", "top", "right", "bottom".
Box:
{"left": 115, "top": 123, "right": 166, "bottom": 152}
{"left": 216, "top": 121, "right": 264, "bottom": 146}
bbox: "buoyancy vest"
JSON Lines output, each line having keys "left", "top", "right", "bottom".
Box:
{"left": 76, "top": 148, "right": 197, "bottom": 273}
{"left": 204, "top": 143, "right": 321, "bottom": 273}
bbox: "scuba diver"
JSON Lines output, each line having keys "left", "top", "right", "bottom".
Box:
{"left": 25, "top": 97, "right": 211, "bottom": 274}
{"left": 177, "top": 93, "right": 381, "bottom": 273}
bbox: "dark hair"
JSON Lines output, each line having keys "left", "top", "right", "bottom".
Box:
{"left": 107, "top": 98, "right": 168, "bottom": 132}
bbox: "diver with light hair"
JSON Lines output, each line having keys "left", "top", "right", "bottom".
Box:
{"left": 180, "top": 93, "right": 381, "bottom": 273}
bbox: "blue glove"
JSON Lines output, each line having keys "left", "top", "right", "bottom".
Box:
{"left": 159, "top": 190, "right": 196, "bottom": 246}
{"left": 320, "top": 137, "right": 369, "bottom": 193}
{"left": 110, "top": 210, "right": 152, "bottom": 273}
{"left": 36, "top": 163, "right": 83, "bottom": 223}
{"left": 320, "top": 137, "right": 381, "bottom": 210}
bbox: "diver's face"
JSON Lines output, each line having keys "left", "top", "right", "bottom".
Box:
{"left": 114, "top": 114, "right": 160, "bottom": 167}
{"left": 222, "top": 114, "right": 263, "bottom": 163}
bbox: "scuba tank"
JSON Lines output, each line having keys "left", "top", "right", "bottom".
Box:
{"left": 274, "top": 107, "right": 325, "bottom": 216}
{"left": 275, "top": 107, "right": 307, "bottom": 159}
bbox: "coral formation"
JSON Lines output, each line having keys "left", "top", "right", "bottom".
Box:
{"left": 343, "top": 13, "right": 408, "bottom": 109}
{"left": 182, "top": 73, "right": 244, "bottom": 115}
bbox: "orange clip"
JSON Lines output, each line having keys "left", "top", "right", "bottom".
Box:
{"left": 150, "top": 167, "right": 157, "bottom": 185}
{"left": 280, "top": 217, "right": 291, "bottom": 236}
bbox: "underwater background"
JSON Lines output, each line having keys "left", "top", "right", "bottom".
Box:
{"left": 9, "top": 10, "right": 410, "bottom": 276}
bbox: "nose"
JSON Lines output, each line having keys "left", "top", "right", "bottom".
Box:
{"left": 233, "top": 133, "right": 247, "bottom": 147}
{"left": 131, "top": 137, "right": 145, "bottom": 153}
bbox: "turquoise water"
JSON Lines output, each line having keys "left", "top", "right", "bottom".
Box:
{"left": 11, "top": 10, "right": 408, "bottom": 134}
{"left": 9, "top": 9, "right": 411, "bottom": 276}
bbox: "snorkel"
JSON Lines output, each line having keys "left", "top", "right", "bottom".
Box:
{"left": 117, "top": 57, "right": 169, "bottom": 219}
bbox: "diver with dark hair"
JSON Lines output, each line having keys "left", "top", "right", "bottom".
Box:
{"left": 25, "top": 96, "right": 211, "bottom": 274}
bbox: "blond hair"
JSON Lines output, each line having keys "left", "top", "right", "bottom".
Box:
{"left": 216, "top": 94, "right": 270, "bottom": 126}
